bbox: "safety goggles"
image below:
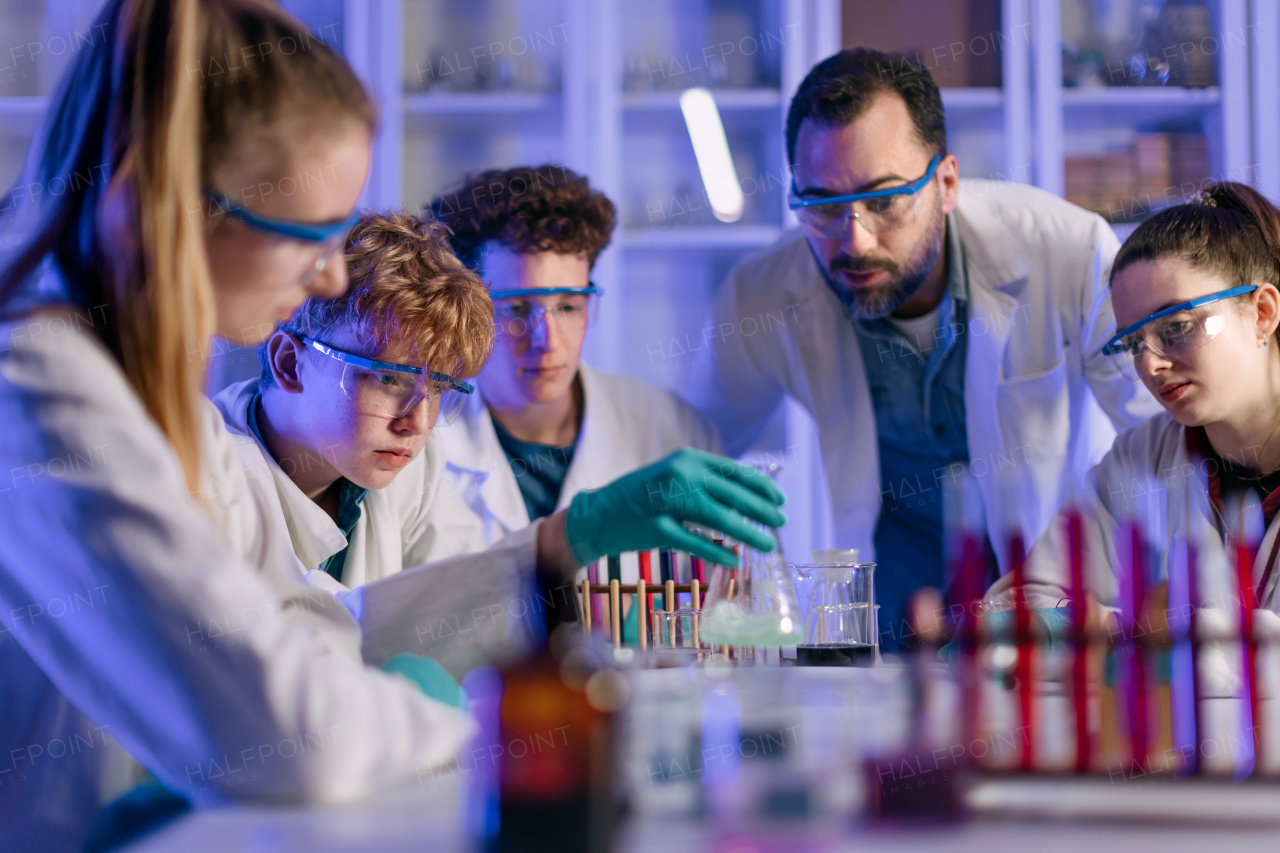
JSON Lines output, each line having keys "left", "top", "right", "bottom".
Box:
{"left": 490, "top": 285, "right": 603, "bottom": 341}
{"left": 203, "top": 190, "right": 362, "bottom": 286}
{"left": 298, "top": 335, "right": 475, "bottom": 423}
{"left": 788, "top": 154, "right": 941, "bottom": 238}
{"left": 1101, "top": 284, "right": 1257, "bottom": 381}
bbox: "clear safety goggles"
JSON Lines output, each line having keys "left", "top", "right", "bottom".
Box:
{"left": 203, "top": 190, "right": 361, "bottom": 287}
{"left": 788, "top": 154, "right": 940, "bottom": 239}
{"left": 491, "top": 285, "right": 603, "bottom": 341}
{"left": 298, "top": 335, "right": 475, "bottom": 423}
{"left": 1101, "top": 284, "right": 1257, "bottom": 381}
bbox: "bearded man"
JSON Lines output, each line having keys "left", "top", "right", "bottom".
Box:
{"left": 687, "top": 48, "right": 1160, "bottom": 651}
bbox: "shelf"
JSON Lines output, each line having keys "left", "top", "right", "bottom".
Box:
{"left": 0, "top": 96, "right": 48, "bottom": 134}
{"left": 403, "top": 92, "right": 562, "bottom": 133}
{"left": 622, "top": 88, "right": 782, "bottom": 112}
{"left": 1062, "top": 86, "right": 1220, "bottom": 129}
{"left": 403, "top": 91, "right": 560, "bottom": 115}
{"left": 621, "top": 225, "right": 782, "bottom": 250}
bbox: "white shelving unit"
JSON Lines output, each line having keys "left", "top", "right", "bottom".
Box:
{"left": 1038, "top": 0, "right": 1252, "bottom": 202}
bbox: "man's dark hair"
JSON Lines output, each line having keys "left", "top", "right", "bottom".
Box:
{"left": 785, "top": 48, "right": 947, "bottom": 166}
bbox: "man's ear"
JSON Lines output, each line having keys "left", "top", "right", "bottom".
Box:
{"left": 267, "top": 331, "right": 306, "bottom": 394}
{"left": 938, "top": 152, "right": 961, "bottom": 216}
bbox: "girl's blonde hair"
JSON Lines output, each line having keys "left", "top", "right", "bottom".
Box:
{"left": 0, "top": 0, "right": 374, "bottom": 491}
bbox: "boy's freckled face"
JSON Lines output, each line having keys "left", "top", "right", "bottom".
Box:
{"left": 293, "top": 329, "right": 437, "bottom": 490}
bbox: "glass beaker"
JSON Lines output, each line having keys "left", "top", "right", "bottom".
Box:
{"left": 648, "top": 609, "right": 713, "bottom": 666}
{"left": 791, "top": 560, "right": 879, "bottom": 667}
{"left": 699, "top": 522, "right": 803, "bottom": 651}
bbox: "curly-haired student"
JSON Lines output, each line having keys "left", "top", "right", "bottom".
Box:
{"left": 209, "top": 203, "right": 782, "bottom": 673}
{"left": 428, "top": 166, "right": 721, "bottom": 573}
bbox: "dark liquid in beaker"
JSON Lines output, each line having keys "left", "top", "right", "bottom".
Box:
{"left": 795, "top": 643, "right": 876, "bottom": 667}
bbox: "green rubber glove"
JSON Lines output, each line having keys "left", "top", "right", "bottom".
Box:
{"left": 565, "top": 447, "right": 786, "bottom": 567}
{"left": 381, "top": 653, "right": 467, "bottom": 709}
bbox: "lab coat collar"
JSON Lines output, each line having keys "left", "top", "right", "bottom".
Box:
{"left": 555, "top": 364, "right": 609, "bottom": 511}
{"left": 212, "top": 379, "right": 349, "bottom": 569}
{"left": 445, "top": 363, "right": 611, "bottom": 529}
{"left": 953, "top": 182, "right": 1031, "bottom": 295}
{"left": 957, "top": 183, "right": 1032, "bottom": 559}
{"left": 446, "top": 386, "right": 531, "bottom": 533}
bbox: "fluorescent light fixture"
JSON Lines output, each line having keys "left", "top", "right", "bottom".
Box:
{"left": 679, "top": 87, "right": 744, "bottom": 223}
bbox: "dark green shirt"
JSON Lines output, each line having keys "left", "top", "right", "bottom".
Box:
{"left": 491, "top": 417, "right": 578, "bottom": 521}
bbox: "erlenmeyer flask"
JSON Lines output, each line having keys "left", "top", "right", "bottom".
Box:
{"left": 699, "top": 519, "right": 802, "bottom": 647}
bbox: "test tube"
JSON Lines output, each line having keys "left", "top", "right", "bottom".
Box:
{"left": 1230, "top": 499, "right": 1262, "bottom": 775}
{"left": 638, "top": 549, "right": 656, "bottom": 613}
{"left": 1009, "top": 532, "right": 1034, "bottom": 771}
{"left": 1122, "top": 522, "right": 1151, "bottom": 773}
{"left": 1066, "top": 510, "right": 1091, "bottom": 773}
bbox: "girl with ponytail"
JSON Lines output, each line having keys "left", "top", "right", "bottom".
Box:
{"left": 0, "top": 2, "right": 476, "bottom": 849}
{"left": 985, "top": 181, "right": 1280, "bottom": 629}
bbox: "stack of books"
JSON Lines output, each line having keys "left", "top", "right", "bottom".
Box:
{"left": 1065, "top": 134, "right": 1209, "bottom": 222}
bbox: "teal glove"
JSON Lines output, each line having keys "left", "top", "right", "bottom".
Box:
{"left": 939, "top": 606, "right": 1077, "bottom": 662}
{"left": 381, "top": 653, "right": 467, "bottom": 709}
{"left": 565, "top": 447, "right": 786, "bottom": 567}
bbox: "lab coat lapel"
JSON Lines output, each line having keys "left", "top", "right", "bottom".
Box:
{"left": 557, "top": 365, "right": 611, "bottom": 509}
{"left": 213, "top": 380, "right": 349, "bottom": 570}
{"left": 790, "top": 277, "right": 882, "bottom": 556}
{"left": 468, "top": 394, "right": 532, "bottom": 534}
{"left": 957, "top": 193, "right": 1032, "bottom": 554}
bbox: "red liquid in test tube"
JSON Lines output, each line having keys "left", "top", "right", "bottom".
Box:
{"left": 1009, "top": 533, "right": 1034, "bottom": 771}
{"left": 1067, "top": 511, "right": 1091, "bottom": 773}
{"left": 1125, "top": 523, "right": 1150, "bottom": 774}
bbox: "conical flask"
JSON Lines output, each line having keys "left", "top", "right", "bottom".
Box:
{"left": 699, "top": 520, "right": 802, "bottom": 646}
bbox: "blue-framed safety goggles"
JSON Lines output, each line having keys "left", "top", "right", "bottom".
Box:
{"left": 1101, "top": 284, "right": 1258, "bottom": 381}
{"left": 298, "top": 334, "right": 474, "bottom": 423}
{"left": 1101, "top": 285, "right": 1258, "bottom": 356}
{"left": 488, "top": 285, "right": 604, "bottom": 299}
{"left": 204, "top": 190, "right": 363, "bottom": 243}
{"left": 489, "top": 284, "right": 602, "bottom": 340}
{"left": 204, "top": 190, "right": 361, "bottom": 287}
{"left": 787, "top": 155, "right": 941, "bottom": 238}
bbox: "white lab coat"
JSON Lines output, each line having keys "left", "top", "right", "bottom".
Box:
{"left": 440, "top": 363, "right": 720, "bottom": 578}
{"left": 0, "top": 320, "right": 474, "bottom": 852}
{"left": 989, "top": 411, "right": 1280, "bottom": 612}
{"left": 984, "top": 411, "right": 1280, "bottom": 700}
{"left": 213, "top": 379, "right": 490, "bottom": 585}
{"left": 686, "top": 179, "right": 1163, "bottom": 575}
{"left": 212, "top": 379, "right": 546, "bottom": 676}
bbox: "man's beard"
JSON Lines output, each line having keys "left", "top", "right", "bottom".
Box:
{"left": 809, "top": 199, "right": 946, "bottom": 321}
